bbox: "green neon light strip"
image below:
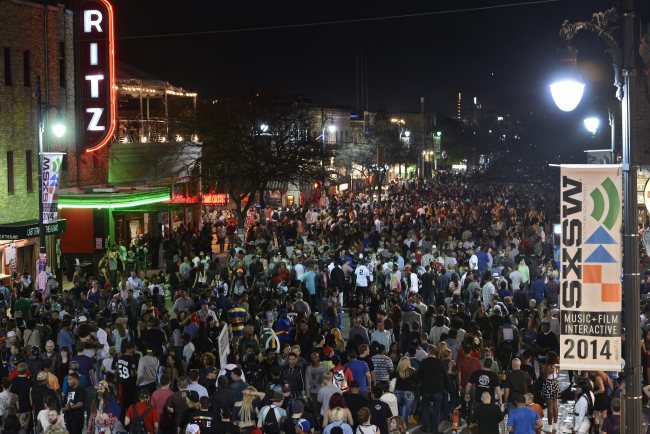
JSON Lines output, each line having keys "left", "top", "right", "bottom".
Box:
{"left": 58, "top": 190, "right": 171, "bottom": 209}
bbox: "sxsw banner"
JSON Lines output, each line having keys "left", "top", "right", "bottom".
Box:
{"left": 42, "top": 153, "right": 64, "bottom": 224}
{"left": 560, "top": 164, "right": 622, "bottom": 371}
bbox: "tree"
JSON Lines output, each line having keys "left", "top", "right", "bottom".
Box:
{"left": 194, "top": 95, "right": 323, "bottom": 229}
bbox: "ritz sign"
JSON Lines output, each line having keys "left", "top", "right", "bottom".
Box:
{"left": 78, "top": 0, "right": 116, "bottom": 153}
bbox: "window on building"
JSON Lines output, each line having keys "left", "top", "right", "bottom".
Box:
{"left": 26, "top": 151, "right": 33, "bottom": 193}
{"left": 7, "top": 151, "right": 14, "bottom": 195}
{"left": 4, "top": 48, "right": 12, "bottom": 86}
{"left": 58, "top": 42, "right": 66, "bottom": 88}
{"left": 23, "top": 50, "right": 30, "bottom": 87}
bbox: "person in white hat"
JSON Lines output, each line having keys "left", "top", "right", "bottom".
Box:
{"left": 185, "top": 424, "right": 200, "bottom": 434}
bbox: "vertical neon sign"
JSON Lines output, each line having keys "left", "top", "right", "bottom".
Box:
{"left": 78, "top": 0, "right": 116, "bottom": 153}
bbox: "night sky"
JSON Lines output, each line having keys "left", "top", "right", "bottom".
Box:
{"left": 109, "top": 0, "right": 647, "bottom": 158}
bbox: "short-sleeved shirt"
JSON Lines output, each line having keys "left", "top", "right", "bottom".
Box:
{"left": 368, "top": 399, "right": 391, "bottom": 434}
{"left": 468, "top": 369, "right": 500, "bottom": 403}
{"left": 188, "top": 409, "right": 218, "bottom": 434}
{"left": 345, "top": 360, "right": 370, "bottom": 392}
{"left": 507, "top": 406, "right": 540, "bottom": 434}
{"left": 116, "top": 354, "right": 139, "bottom": 386}
{"left": 506, "top": 370, "right": 531, "bottom": 404}
{"left": 126, "top": 402, "right": 159, "bottom": 434}
{"left": 65, "top": 386, "right": 87, "bottom": 421}
{"left": 473, "top": 403, "right": 503, "bottom": 434}
{"left": 457, "top": 356, "right": 481, "bottom": 389}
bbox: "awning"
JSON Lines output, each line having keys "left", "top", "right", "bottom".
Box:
{"left": 58, "top": 188, "right": 171, "bottom": 209}
{"left": 267, "top": 181, "right": 288, "bottom": 191}
{"left": 0, "top": 219, "right": 67, "bottom": 241}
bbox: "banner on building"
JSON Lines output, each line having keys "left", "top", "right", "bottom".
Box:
{"left": 5, "top": 243, "right": 16, "bottom": 274}
{"left": 560, "top": 164, "right": 622, "bottom": 371}
{"left": 218, "top": 325, "right": 230, "bottom": 370}
{"left": 42, "top": 153, "right": 64, "bottom": 224}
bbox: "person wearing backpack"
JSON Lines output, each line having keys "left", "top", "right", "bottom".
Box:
{"left": 573, "top": 379, "right": 596, "bottom": 434}
{"left": 257, "top": 393, "right": 287, "bottom": 434}
{"left": 125, "top": 389, "right": 159, "bottom": 434}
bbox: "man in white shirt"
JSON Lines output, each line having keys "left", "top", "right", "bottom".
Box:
{"left": 468, "top": 250, "right": 478, "bottom": 271}
{"left": 127, "top": 271, "right": 142, "bottom": 299}
{"left": 355, "top": 260, "right": 372, "bottom": 298}
{"left": 509, "top": 268, "right": 523, "bottom": 291}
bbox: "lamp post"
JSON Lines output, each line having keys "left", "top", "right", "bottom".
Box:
{"left": 35, "top": 75, "right": 66, "bottom": 292}
{"left": 320, "top": 115, "right": 336, "bottom": 193}
{"left": 550, "top": 4, "right": 640, "bottom": 433}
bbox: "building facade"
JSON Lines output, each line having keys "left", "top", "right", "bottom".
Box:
{"left": 0, "top": 0, "right": 74, "bottom": 279}
{"left": 57, "top": 70, "right": 199, "bottom": 271}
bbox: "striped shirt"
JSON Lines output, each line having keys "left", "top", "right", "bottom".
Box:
{"left": 371, "top": 354, "right": 394, "bottom": 382}
{"left": 228, "top": 306, "right": 248, "bottom": 336}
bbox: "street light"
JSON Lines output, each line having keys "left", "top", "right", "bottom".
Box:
{"left": 552, "top": 5, "right": 640, "bottom": 433}
{"left": 583, "top": 116, "right": 600, "bottom": 135}
{"left": 260, "top": 123, "right": 269, "bottom": 133}
{"left": 35, "top": 75, "right": 66, "bottom": 294}
{"left": 51, "top": 114, "right": 66, "bottom": 138}
{"left": 403, "top": 130, "right": 410, "bottom": 138}
{"left": 549, "top": 79, "right": 585, "bottom": 112}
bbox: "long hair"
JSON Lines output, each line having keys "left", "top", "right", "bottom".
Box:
{"left": 238, "top": 386, "right": 259, "bottom": 425}
{"left": 396, "top": 356, "right": 416, "bottom": 379}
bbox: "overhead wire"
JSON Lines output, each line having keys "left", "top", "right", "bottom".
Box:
{"left": 116, "top": 0, "right": 562, "bottom": 40}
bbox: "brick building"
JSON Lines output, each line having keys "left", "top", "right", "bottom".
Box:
{"left": 0, "top": 0, "right": 74, "bottom": 279}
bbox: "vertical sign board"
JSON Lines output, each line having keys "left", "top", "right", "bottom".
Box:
{"left": 42, "top": 153, "right": 64, "bottom": 224}
{"left": 560, "top": 164, "right": 622, "bottom": 371}
{"left": 218, "top": 326, "right": 230, "bottom": 370}
{"left": 78, "top": 0, "right": 116, "bottom": 153}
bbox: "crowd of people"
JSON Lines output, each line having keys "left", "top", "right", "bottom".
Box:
{"left": 0, "top": 168, "right": 631, "bottom": 434}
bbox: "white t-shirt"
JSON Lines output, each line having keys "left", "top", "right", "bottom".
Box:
{"left": 355, "top": 265, "right": 371, "bottom": 287}
{"left": 409, "top": 273, "right": 419, "bottom": 293}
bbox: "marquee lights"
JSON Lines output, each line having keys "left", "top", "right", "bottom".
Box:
{"left": 118, "top": 85, "right": 197, "bottom": 98}
{"left": 79, "top": 0, "right": 117, "bottom": 153}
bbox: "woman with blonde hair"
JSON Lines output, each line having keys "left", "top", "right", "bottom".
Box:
{"left": 331, "top": 328, "right": 346, "bottom": 352}
{"left": 437, "top": 341, "right": 449, "bottom": 359}
{"left": 323, "top": 406, "right": 354, "bottom": 434}
{"left": 394, "top": 356, "right": 418, "bottom": 422}
{"left": 322, "top": 393, "right": 353, "bottom": 427}
{"left": 233, "top": 386, "right": 264, "bottom": 431}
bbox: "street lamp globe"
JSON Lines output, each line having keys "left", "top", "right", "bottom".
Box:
{"left": 260, "top": 124, "right": 269, "bottom": 133}
{"left": 549, "top": 79, "right": 585, "bottom": 112}
{"left": 583, "top": 117, "right": 600, "bottom": 135}
{"left": 404, "top": 130, "right": 410, "bottom": 137}
{"left": 327, "top": 124, "right": 337, "bottom": 133}
{"left": 51, "top": 121, "right": 66, "bottom": 138}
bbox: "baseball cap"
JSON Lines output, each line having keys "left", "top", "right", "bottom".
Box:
{"left": 6, "top": 331, "right": 16, "bottom": 338}
{"left": 290, "top": 400, "right": 304, "bottom": 416}
{"left": 77, "top": 316, "right": 88, "bottom": 323}
{"left": 295, "top": 419, "right": 311, "bottom": 432}
{"left": 185, "top": 424, "right": 200, "bottom": 434}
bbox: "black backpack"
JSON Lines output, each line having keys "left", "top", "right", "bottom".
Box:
{"left": 261, "top": 405, "right": 280, "bottom": 434}
{"left": 130, "top": 405, "right": 151, "bottom": 434}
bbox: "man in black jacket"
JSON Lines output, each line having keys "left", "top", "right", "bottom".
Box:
{"left": 416, "top": 345, "right": 449, "bottom": 434}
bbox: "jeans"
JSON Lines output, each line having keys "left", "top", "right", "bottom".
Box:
{"left": 395, "top": 390, "right": 416, "bottom": 420}
{"left": 421, "top": 392, "right": 443, "bottom": 434}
